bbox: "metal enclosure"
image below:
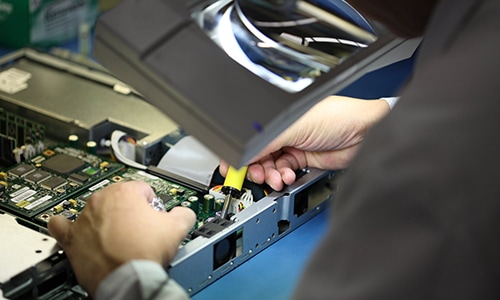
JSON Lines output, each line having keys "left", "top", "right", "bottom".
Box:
{"left": 0, "top": 49, "right": 180, "bottom": 166}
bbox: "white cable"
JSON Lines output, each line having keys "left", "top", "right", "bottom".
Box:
{"left": 110, "top": 130, "right": 147, "bottom": 170}
{"left": 239, "top": 188, "right": 254, "bottom": 209}
{"left": 240, "top": 188, "right": 253, "bottom": 202}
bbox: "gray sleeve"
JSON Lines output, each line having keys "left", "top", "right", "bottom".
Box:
{"left": 95, "top": 260, "right": 189, "bottom": 300}
{"left": 380, "top": 96, "right": 400, "bottom": 109}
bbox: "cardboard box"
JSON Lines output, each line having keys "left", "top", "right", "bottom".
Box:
{"left": 0, "top": 0, "right": 98, "bottom": 49}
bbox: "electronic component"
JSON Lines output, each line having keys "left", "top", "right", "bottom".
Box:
{"left": 42, "top": 154, "right": 85, "bottom": 175}
{"left": 215, "top": 198, "right": 224, "bottom": 212}
{"left": 68, "top": 173, "right": 90, "bottom": 184}
{"left": 0, "top": 108, "right": 45, "bottom": 168}
{"left": 0, "top": 134, "right": 16, "bottom": 167}
{"left": 34, "top": 168, "right": 201, "bottom": 226}
{"left": 193, "top": 217, "right": 234, "bottom": 239}
{"left": 203, "top": 194, "right": 215, "bottom": 215}
{"left": 0, "top": 147, "right": 123, "bottom": 219}
{"left": 68, "top": 135, "right": 79, "bottom": 148}
{"left": 60, "top": 209, "right": 77, "bottom": 220}
{"left": 188, "top": 195, "right": 199, "bottom": 214}
{"left": 86, "top": 141, "right": 97, "bottom": 154}
{"left": 158, "top": 193, "right": 173, "bottom": 203}
{"left": 24, "top": 170, "right": 51, "bottom": 184}
{"left": 40, "top": 176, "right": 67, "bottom": 190}
{"left": 8, "top": 164, "right": 35, "bottom": 177}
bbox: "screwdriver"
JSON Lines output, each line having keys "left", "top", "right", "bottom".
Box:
{"left": 220, "top": 165, "right": 248, "bottom": 219}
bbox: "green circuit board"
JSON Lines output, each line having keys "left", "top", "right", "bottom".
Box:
{"left": 0, "top": 146, "right": 124, "bottom": 219}
{"left": 0, "top": 145, "right": 220, "bottom": 236}
{"left": 33, "top": 167, "right": 201, "bottom": 227}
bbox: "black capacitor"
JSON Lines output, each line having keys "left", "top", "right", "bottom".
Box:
{"left": 62, "top": 200, "right": 72, "bottom": 209}
{"left": 68, "top": 135, "right": 79, "bottom": 148}
{"left": 86, "top": 141, "right": 97, "bottom": 154}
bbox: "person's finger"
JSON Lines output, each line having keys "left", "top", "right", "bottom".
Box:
{"left": 260, "top": 154, "right": 277, "bottom": 170}
{"left": 166, "top": 206, "right": 196, "bottom": 236}
{"left": 117, "top": 180, "right": 155, "bottom": 202}
{"left": 280, "top": 168, "right": 297, "bottom": 186}
{"left": 257, "top": 155, "right": 286, "bottom": 190}
{"left": 264, "top": 167, "right": 286, "bottom": 191}
{"left": 47, "top": 215, "right": 73, "bottom": 247}
{"left": 247, "top": 163, "right": 265, "bottom": 184}
{"left": 219, "top": 160, "right": 230, "bottom": 177}
{"left": 276, "top": 149, "right": 303, "bottom": 171}
{"left": 138, "top": 181, "right": 156, "bottom": 201}
{"left": 157, "top": 206, "right": 197, "bottom": 262}
{"left": 305, "top": 145, "right": 359, "bottom": 170}
{"left": 273, "top": 148, "right": 307, "bottom": 187}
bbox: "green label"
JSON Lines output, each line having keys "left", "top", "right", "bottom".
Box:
{"left": 0, "top": 1, "right": 13, "bottom": 22}
{"left": 30, "top": 0, "right": 98, "bottom": 46}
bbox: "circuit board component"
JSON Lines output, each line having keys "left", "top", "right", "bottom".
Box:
{"left": 0, "top": 108, "right": 45, "bottom": 167}
{"left": 1, "top": 146, "right": 259, "bottom": 245}
{"left": 0, "top": 146, "right": 123, "bottom": 221}
{"left": 32, "top": 168, "right": 201, "bottom": 225}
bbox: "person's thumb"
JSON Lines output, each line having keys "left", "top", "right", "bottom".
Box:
{"left": 167, "top": 206, "right": 196, "bottom": 235}
{"left": 156, "top": 206, "right": 196, "bottom": 262}
{"left": 48, "top": 215, "right": 73, "bottom": 247}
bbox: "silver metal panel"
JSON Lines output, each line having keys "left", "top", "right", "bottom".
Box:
{"left": 0, "top": 213, "right": 59, "bottom": 284}
{"left": 170, "top": 169, "right": 335, "bottom": 296}
{"left": 0, "top": 49, "right": 179, "bottom": 165}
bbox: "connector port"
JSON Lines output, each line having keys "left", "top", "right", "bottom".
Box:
{"left": 193, "top": 218, "right": 234, "bottom": 238}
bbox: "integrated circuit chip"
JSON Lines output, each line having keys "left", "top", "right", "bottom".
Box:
{"left": 42, "top": 154, "right": 85, "bottom": 175}
{"left": 68, "top": 173, "right": 89, "bottom": 184}
{"left": 41, "top": 176, "right": 67, "bottom": 190}
{"left": 25, "top": 170, "right": 51, "bottom": 184}
{"left": 9, "top": 164, "right": 36, "bottom": 177}
{"left": 159, "top": 193, "right": 173, "bottom": 202}
{"left": 60, "top": 210, "right": 76, "bottom": 220}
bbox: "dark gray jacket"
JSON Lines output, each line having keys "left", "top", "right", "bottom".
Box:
{"left": 294, "top": 0, "right": 500, "bottom": 298}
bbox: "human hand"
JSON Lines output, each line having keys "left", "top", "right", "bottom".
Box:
{"left": 220, "top": 96, "right": 390, "bottom": 190}
{"left": 48, "top": 181, "right": 196, "bottom": 297}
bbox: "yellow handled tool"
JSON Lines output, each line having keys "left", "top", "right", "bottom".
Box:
{"left": 220, "top": 165, "right": 248, "bottom": 219}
